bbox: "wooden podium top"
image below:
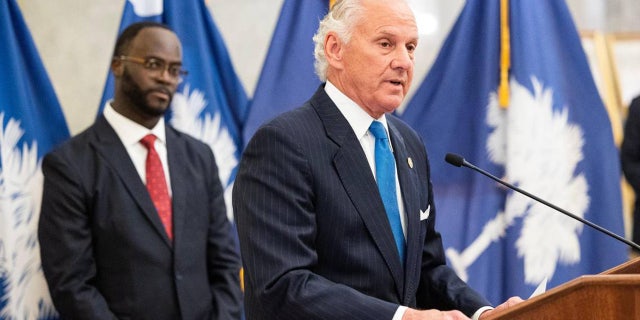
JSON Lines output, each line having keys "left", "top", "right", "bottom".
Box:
{"left": 602, "top": 256, "right": 640, "bottom": 275}
{"left": 483, "top": 257, "right": 640, "bottom": 320}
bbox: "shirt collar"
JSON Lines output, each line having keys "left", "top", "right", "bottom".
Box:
{"left": 324, "top": 81, "right": 389, "bottom": 140}
{"left": 103, "top": 101, "right": 167, "bottom": 147}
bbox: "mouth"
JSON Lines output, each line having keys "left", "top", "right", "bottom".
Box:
{"left": 389, "top": 79, "right": 404, "bottom": 87}
{"left": 149, "top": 88, "right": 172, "bottom": 101}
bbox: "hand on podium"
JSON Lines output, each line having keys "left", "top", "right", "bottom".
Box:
{"left": 478, "top": 296, "right": 524, "bottom": 319}
{"left": 402, "top": 308, "right": 471, "bottom": 320}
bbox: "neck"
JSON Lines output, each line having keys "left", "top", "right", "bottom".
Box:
{"left": 110, "top": 100, "right": 161, "bottom": 129}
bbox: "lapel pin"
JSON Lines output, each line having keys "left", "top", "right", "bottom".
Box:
{"left": 408, "top": 157, "right": 413, "bottom": 168}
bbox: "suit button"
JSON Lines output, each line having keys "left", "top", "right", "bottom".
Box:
{"left": 176, "top": 274, "right": 183, "bottom": 281}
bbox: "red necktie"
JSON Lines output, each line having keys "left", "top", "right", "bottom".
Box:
{"left": 140, "top": 134, "right": 173, "bottom": 240}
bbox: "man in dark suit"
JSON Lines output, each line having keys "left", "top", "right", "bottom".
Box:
{"left": 622, "top": 96, "right": 640, "bottom": 256}
{"left": 233, "top": 0, "right": 520, "bottom": 319}
{"left": 38, "top": 22, "right": 242, "bottom": 319}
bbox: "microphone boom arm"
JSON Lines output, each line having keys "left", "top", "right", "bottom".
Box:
{"left": 452, "top": 154, "right": 640, "bottom": 252}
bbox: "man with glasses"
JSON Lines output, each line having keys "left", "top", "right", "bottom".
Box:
{"left": 38, "top": 22, "right": 242, "bottom": 320}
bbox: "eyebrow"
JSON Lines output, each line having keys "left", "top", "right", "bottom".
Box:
{"left": 145, "top": 55, "right": 183, "bottom": 65}
{"left": 375, "top": 29, "right": 418, "bottom": 41}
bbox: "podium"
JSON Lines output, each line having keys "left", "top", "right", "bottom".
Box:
{"left": 484, "top": 257, "right": 640, "bottom": 319}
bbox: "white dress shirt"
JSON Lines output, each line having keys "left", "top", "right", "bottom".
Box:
{"left": 103, "top": 102, "right": 172, "bottom": 195}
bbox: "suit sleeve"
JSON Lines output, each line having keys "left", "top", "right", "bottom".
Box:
{"left": 233, "top": 123, "right": 399, "bottom": 320}
{"left": 38, "top": 151, "right": 117, "bottom": 320}
{"left": 202, "top": 146, "right": 243, "bottom": 320}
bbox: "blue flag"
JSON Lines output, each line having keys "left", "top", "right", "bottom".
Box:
{"left": 99, "top": 0, "right": 249, "bottom": 222}
{"left": 0, "top": 0, "right": 69, "bottom": 318}
{"left": 400, "top": 0, "right": 627, "bottom": 304}
{"left": 242, "top": 0, "right": 328, "bottom": 145}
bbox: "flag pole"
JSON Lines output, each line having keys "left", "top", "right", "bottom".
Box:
{"left": 499, "top": 0, "right": 511, "bottom": 108}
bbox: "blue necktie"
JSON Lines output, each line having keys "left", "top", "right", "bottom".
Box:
{"left": 369, "top": 121, "right": 405, "bottom": 264}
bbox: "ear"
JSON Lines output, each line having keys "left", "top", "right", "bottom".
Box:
{"left": 324, "top": 32, "right": 344, "bottom": 70}
{"left": 111, "top": 57, "right": 124, "bottom": 78}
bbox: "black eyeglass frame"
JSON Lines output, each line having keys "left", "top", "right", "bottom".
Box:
{"left": 116, "top": 55, "right": 188, "bottom": 80}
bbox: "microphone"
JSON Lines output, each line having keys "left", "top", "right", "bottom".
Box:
{"left": 444, "top": 152, "right": 640, "bottom": 252}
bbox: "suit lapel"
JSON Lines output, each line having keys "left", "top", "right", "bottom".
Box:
{"left": 91, "top": 116, "right": 173, "bottom": 248}
{"left": 312, "top": 88, "right": 405, "bottom": 299}
{"left": 387, "top": 120, "right": 422, "bottom": 303}
{"left": 165, "top": 128, "right": 187, "bottom": 249}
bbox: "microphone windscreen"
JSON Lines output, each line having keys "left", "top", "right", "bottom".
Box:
{"left": 445, "top": 153, "right": 465, "bottom": 167}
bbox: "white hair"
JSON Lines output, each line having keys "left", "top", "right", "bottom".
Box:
{"left": 312, "top": 0, "right": 365, "bottom": 82}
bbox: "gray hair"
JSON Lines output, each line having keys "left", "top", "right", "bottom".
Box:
{"left": 312, "top": 0, "right": 365, "bottom": 82}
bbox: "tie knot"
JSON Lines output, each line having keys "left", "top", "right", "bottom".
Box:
{"left": 369, "top": 121, "right": 388, "bottom": 140}
{"left": 140, "top": 134, "right": 157, "bottom": 150}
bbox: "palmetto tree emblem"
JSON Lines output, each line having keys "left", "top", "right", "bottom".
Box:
{"left": 0, "top": 113, "right": 57, "bottom": 319}
{"left": 446, "top": 78, "right": 588, "bottom": 286}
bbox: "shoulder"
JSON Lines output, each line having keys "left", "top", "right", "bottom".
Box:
{"left": 625, "top": 97, "right": 640, "bottom": 127}
{"left": 44, "top": 123, "right": 101, "bottom": 162}
{"left": 166, "top": 126, "right": 209, "bottom": 149}
{"left": 630, "top": 97, "right": 640, "bottom": 114}
{"left": 252, "top": 85, "right": 328, "bottom": 139}
{"left": 165, "top": 126, "right": 216, "bottom": 163}
{"left": 249, "top": 103, "right": 322, "bottom": 148}
{"left": 269, "top": 104, "right": 320, "bottom": 131}
{"left": 632, "top": 96, "right": 640, "bottom": 108}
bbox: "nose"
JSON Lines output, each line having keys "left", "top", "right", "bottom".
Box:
{"left": 157, "top": 66, "right": 171, "bottom": 78}
{"left": 390, "top": 47, "right": 413, "bottom": 71}
{"left": 156, "top": 67, "right": 178, "bottom": 84}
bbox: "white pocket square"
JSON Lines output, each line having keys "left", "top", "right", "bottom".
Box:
{"left": 420, "top": 205, "right": 431, "bottom": 221}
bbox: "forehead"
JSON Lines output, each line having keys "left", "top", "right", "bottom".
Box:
{"left": 355, "top": 0, "right": 418, "bottom": 39}
{"left": 128, "top": 27, "right": 182, "bottom": 59}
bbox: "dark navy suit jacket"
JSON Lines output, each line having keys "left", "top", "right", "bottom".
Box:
{"left": 233, "top": 86, "right": 489, "bottom": 319}
{"left": 39, "top": 116, "right": 242, "bottom": 320}
{"left": 622, "top": 96, "right": 640, "bottom": 246}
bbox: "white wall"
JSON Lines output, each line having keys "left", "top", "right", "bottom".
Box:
{"left": 17, "top": 0, "right": 640, "bottom": 135}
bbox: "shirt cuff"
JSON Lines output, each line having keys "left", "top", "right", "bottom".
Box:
{"left": 393, "top": 306, "right": 408, "bottom": 320}
{"left": 472, "top": 306, "right": 494, "bottom": 320}
{"left": 395, "top": 305, "right": 493, "bottom": 320}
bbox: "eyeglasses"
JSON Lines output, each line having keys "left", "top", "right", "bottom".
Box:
{"left": 117, "top": 55, "right": 188, "bottom": 80}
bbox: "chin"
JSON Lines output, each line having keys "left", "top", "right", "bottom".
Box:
{"left": 155, "top": 106, "right": 170, "bottom": 117}
{"left": 144, "top": 104, "right": 169, "bottom": 117}
{"left": 147, "top": 98, "right": 171, "bottom": 112}
{"left": 378, "top": 91, "right": 404, "bottom": 105}
{"left": 382, "top": 100, "right": 403, "bottom": 112}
